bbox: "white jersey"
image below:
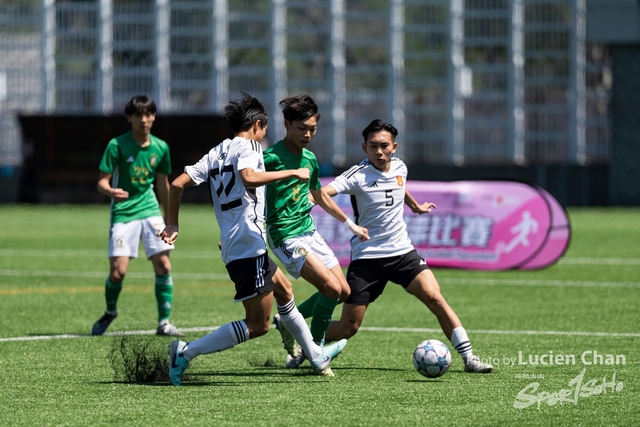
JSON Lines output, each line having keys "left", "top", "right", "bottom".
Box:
{"left": 328, "top": 158, "right": 414, "bottom": 260}
{"left": 185, "top": 136, "right": 266, "bottom": 264}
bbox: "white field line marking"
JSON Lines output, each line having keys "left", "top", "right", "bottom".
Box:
{"left": 0, "top": 248, "right": 221, "bottom": 259}
{"left": 361, "top": 327, "right": 640, "bottom": 338}
{"left": 2, "top": 249, "right": 640, "bottom": 265}
{"left": 3, "top": 269, "right": 640, "bottom": 289}
{"left": 0, "top": 269, "right": 230, "bottom": 281}
{"left": 1, "top": 325, "right": 639, "bottom": 343}
{"left": 0, "top": 326, "right": 221, "bottom": 342}
{"left": 438, "top": 278, "right": 640, "bottom": 288}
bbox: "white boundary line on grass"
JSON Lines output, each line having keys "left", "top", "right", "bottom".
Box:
{"left": 0, "top": 269, "right": 231, "bottom": 281}
{"left": 2, "top": 249, "right": 640, "bottom": 265}
{"left": 0, "top": 249, "right": 222, "bottom": 259}
{"left": 1, "top": 325, "right": 639, "bottom": 343}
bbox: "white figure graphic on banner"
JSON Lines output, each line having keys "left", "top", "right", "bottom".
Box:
{"left": 496, "top": 211, "right": 538, "bottom": 254}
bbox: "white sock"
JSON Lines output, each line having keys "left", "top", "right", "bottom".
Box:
{"left": 182, "top": 320, "right": 249, "bottom": 361}
{"left": 450, "top": 326, "right": 474, "bottom": 362}
{"left": 277, "top": 298, "right": 322, "bottom": 360}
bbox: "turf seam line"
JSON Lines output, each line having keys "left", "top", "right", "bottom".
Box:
{"left": 3, "top": 269, "right": 640, "bottom": 288}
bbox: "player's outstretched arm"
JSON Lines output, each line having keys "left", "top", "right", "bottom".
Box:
{"left": 310, "top": 187, "right": 369, "bottom": 241}
{"left": 240, "top": 167, "right": 309, "bottom": 188}
{"left": 307, "top": 184, "right": 336, "bottom": 205}
{"left": 404, "top": 189, "right": 437, "bottom": 215}
{"left": 160, "top": 173, "right": 195, "bottom": 244}
{"left": 97, "top": 171, "right": 129, "bottom": 201}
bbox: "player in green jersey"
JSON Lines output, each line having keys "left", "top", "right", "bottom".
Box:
{"left": 264, "top": 94, "right": 368, "bottom": 374}
{"left": 91, "top": 95, "right": 182, "bottom": 337}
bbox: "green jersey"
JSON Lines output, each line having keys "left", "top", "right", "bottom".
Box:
{"left": 264, "top": 140, "right": 321, "bottom": 247}
{"left": 99, "top": 131, "right": 172, "bottom": 224}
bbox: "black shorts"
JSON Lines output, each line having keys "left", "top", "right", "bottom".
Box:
{"left": 345, "top": 250, "right": 429, "bottom": 305}
{"left": 225, "top": 253, "right": 276, "bottom": 302}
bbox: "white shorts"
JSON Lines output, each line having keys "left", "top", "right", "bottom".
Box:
{"left": 272, "top": 230, "right": 339, "bottom": 279}
{"left": 108, "top": 216, "right": 174, "bottom": 259}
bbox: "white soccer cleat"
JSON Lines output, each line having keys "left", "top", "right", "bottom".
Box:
{"left": 285, "top": 344, "right": 306, "bottom": 368}
{"left": 273, "top": 314, "right": 297, "bottom": 357}
{"left": 157, "top": 322, "right": 184, "bottom": 337}
{"left": 464, "top": 355, "right": 493, "bottom": 373}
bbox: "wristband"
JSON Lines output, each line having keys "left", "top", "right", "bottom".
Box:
{"left": 344, "top": 218, "right": 355, "bottom": 228}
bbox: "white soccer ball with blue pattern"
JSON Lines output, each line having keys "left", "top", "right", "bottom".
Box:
{"left": 413, "top": 339, "right": 451, "bottom": 378}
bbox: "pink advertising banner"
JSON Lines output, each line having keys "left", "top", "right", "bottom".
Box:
{"left": 313, "top": 179, "right": 571, "bottom": 271}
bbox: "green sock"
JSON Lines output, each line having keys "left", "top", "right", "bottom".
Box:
{"left": 155, "top": 274, "right": 174, "bottom": 322}
{"left": 297, "top": 292, "right": 321, "bottom": 318}
{"left": 105, "top": 277, "right": 123, "bottom": 312}
{"left": 310, "top": 294, "right": 339, "bottom": 343}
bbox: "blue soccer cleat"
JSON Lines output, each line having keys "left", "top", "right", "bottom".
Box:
{"left": 310, "top": 339, "right": 347, "bottom": 375}
{"left": 168, "top": 340, "right": 190, "bottom": 386}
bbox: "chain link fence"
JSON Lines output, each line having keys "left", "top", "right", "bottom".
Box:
{"left": 0, "top": 0, "right": 611, "bottom": 169}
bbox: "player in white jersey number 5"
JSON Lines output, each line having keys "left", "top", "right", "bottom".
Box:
{"left": 322, "top": 119, "right": 493, "bottom": 374}
{"left": 159, "top": 93, "right": 347, "bottom": 385}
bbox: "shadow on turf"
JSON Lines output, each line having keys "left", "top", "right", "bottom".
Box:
{"left": 106, "top": 337, "right": 407, "bottom": 386}
{"left": 107, "top": 337, "right": 325, "bottom": 386}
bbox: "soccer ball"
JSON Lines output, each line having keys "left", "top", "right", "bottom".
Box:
{"left": 413, "top": 339, "right": 452, "bottom": 378}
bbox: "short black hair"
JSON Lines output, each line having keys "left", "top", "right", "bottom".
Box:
{"left": 225, "top": 92, "right": 268, "bottom": 134}
{"left": 279, "top": 94, "right": 321, "bottom": 123}
{"left": 362, "top": 119, "right": 398, "bottom": 142}
{"left": 124, "top": 95, "right": 157, "bottom": 116}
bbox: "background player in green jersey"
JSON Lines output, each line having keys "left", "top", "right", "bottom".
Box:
{"left": 264, "top": 94, "right": 368, "bottom": 373}
{"left": 91, "top": 95, "right": 182, "bottom": 337}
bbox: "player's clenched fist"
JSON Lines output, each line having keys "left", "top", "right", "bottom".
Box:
{"left": 293, "top": 167, "right": 310, "bottom": 182}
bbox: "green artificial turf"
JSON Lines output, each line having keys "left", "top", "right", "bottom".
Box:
{"left": 0, "top": 205, "right": 638, "bottom": 426}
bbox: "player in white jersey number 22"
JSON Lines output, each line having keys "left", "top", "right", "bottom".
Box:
{"left": 159, "top": 93, "right": 347, "bottom": 385}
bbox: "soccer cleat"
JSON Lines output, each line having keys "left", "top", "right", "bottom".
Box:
{"left": 285, "top": 344, "right": 307, "bottom": 368}
{"left": 168, "top": 340, "right": 190, "bottom": 386}
{"left": 273, "top": 314, "right": 297, "bottom": 357}
{"left": 464, "top": 355, "right": 493, "bottom": 373}
{"left": 91, "top": 311, "right": 118, "bottom": 335}
{"left": 314, "top": 367, "right": 335, "bottom": 377}
{"left": 156, "top": 322, "right": 184, "bottom": 337}
{"left": 310, "top": 339, "right": 347, "bottom": 374}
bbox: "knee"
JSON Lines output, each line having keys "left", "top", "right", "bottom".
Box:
{"left": 423, "top": 290, "right": 447, "bottom": 308}
{"left": 247, "top": 320, "right": 270, "bottom": 339}
{"left": 154, "top": 259, "right": 171, "bottom": 276}
{"left": 110, "top": 270, "right": 126, "bottom": 283}
{"left": 321, "top": 280, "right": 341, "bottom": 300}
{"left": 341, "top": 324, "right": 359, "bottom": 340}
{"left": 156, "top": 265, "right": 171, "bottom": 276}
{"left": 339, "top": 286, "right": 351, "bottom": 303}
{"left": 273, "top": 286, "right": 292, "bottom": 306}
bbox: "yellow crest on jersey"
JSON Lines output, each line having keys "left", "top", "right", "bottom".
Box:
{"left": 396, "top": 176, "right": 403, "bottom": 186}
{"left": 150, "top": 154, "right": 157, "bottom": 167}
